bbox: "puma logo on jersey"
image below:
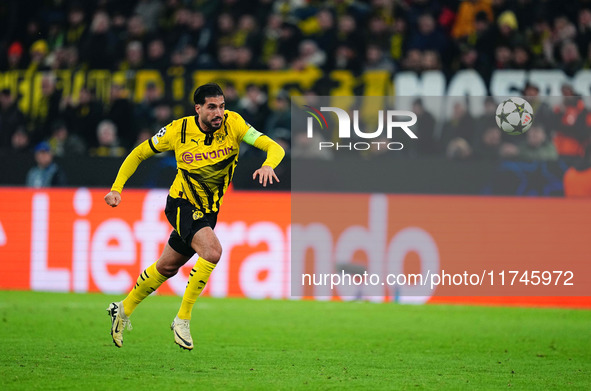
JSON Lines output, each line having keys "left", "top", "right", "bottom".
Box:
{"left": 191, "top": 139, "right": 199, "bottom": 145}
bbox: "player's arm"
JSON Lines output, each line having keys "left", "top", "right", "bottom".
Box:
{"left": 242, "top": 126, "right": 285, "bottom": 187}
{"left": 104, "top": 140, "right": 157, "bottom": 207}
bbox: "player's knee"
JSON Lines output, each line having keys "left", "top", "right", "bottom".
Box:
{"left": 202, "top": 246, "right": 222, "bottom": 264}
{"left": 157, "top": 263, "right": 179, "bottom": 278}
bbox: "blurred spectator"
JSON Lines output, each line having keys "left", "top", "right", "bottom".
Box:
{"left": 26, "top": 141, "right": 67, "bottom": 188}
{"left": 106, "top": 82, "right": 135, "bottom": 148}
{"left": 523, "top": 82, "right": 553, "bottom": 130}
{"left": 46, "top": 21, "right": 65, "bottom": 54}
{"left": 133, "top": 0, "right": 163, "bottom": 33}
{"left": 297, "top": 39, "right": 326, "bottom": 69}
{"left": 216, "top": 13, "right": 236, "bottom": 48}
{"left": 153, "top": 100, "right": 174, "bottom": 129}
{"left": 477, "top": 97, "right": 499, "bottom": 131}
{"left": 47, "top": 120, "right": 86, "bottom": 157}
{"left": 30, "top": 73, "right": 62, "bottom": 144}
{"left": 363, "top": 44, "right": 395, "bottom": 73}
{"left": 494, "top": 44, "right": 513, "bottom": 69}
{"left": 389, "top": 18, "right": 408, "bottom": 65}
{"left": 234, "top": 14, "right": 262, "bottom": 56}
{"left": 335, "top": 44, "right": 362, "bottom": 73}
{"left": 215, "top": 45, "right": 237, "bottom": 69}
{"left": 237, "top": 84, "right": 270, "bottom": 131}
{"left": 28, "top": 40, "right": 50, "bottom": 72}
{"left": 11, "top": 128, "right": 30, "bottom": 153}
{"left": 134, "top": 81, "right": 163, "bottom": 132}
{"left": 145, "top": 38, "right": 168, "bottom": 71}
{"left": 563, "top": 146, "right": 591, "bottom": 196}
{"left": 62, "top": 87, "right": 103, "bottom": 148}
{"left": 496, "top": 10, "right": 522, "bottom": 48}
{"left": 260, "top": 13, "right": 284, "bottom": 64}
{"left": 266, "top": 90, "right": 291, "bottom": 135}
{"left": 451, "top": 0, "right": 494, "bottom": 39}
{"left": 518, "top": 125, "right": 558, "bottom": 161}
{"left": 408, "top": 13, "right": 448, "bottom": 56}
{"left": 311, "top": 9, "right": 337, "bottom": 65}
{"left": 559, "top": 40, "right": 583, "bottom": 76}
{"left": 126, "top": 15, "right": 148, "bottom": 47}
{"left": 119, "top": 40, "right": 144, "bottom": 71}
{"left": 336, "top": 14, "right": 365, "bottom": 55}
{"left": 5, "top": 42, "right": 25, "bottom": 70}
{"left": 421, "top": 50, "right": 442, "bottom": 71}
{"left": 512, "top": 44, "right": 532, "bottom": 70}
{"left": 134, "top": 127, "right": 153, "bottom": 148}
{"left": 551, "top": 85, "right": 590, "bottom": 157}
{"left": 235, "top": 47, "right": 263, "bottom": 70}
{"left": 499, "top": 141, "right": 520, "bottom": 159}
{"left": 474, "top": 126, "right": 502, "bottom": 160}
{"left": 473, "top": 11, "right": 496, "bottom": 67}
{"left": 446, "top": 137, "right": 473, "bottom": 160}
{"left": 456, "top": 44, "right": 489, "bottom": 76}
{"left": 22, "top": 19, "right": 45, "bottom": 55}
{"left": 401, "top": 48, "right": 422, "bottom": 72}
{"left": 64, "top": 4, "right": 88, "bottom": 50}
{"left": 527, "top": 17, "right": 552, "bottom": 66}
{"left": 409, "top": 99, "right": 437, "bottom": 156}
{"left": 81, "top": 11, "right": 118, "bottom": 70}
{"left": 90, "top": 120, "right": 127, "bottom": 157}
{"left": 267, "top": 54, "right": 288, "bottom": 70}
{"left": 277, "top": 22, "right": 302, "bottom": 63}
{"left": 577, "top": 8, "right": 591, "bottom": 59}
{"left": 366, "top": 16, "right": 390, "bottom": 50}
{"left": 441, "top": 101, "right": 476, "bottom": 151}
{"left": 0, "top": 89, "right": 26, "bottom": 150}
{"left": 222, "top": 82, "right": 240, "bottom": 111}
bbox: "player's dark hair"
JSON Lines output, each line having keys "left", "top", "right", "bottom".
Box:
{"left": 193, "top": 83, "right": 224, "bottom": 105}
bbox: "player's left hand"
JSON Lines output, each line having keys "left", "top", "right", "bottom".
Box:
{"left": 253, "top": 166, "right": 279, "bottom": 187}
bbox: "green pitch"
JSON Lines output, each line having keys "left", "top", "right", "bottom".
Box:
{"left": 0, "top": 291, "right": 589, "bottom": 390}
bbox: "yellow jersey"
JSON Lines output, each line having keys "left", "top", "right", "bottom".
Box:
{"left": 111, "top": 110, "right": 284, "bottom": 213}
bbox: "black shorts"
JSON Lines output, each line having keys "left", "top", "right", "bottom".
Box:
{"left": 164, "top": 196, "right": 218, "bottom": 256}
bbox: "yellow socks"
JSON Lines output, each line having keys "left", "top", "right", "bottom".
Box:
{"left": 122, "top": 262, "right": 168, "bottom": 316}
{"left": 177, "top": 257, "right": 216, "bottom": 320}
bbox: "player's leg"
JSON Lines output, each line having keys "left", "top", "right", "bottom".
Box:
{"left": 107, "top": 244, "right": 191, "bottom": 348}
{"left": 177, "top": 227, "right": 221, "bottom": 318}
{"left": 171, "top": 227, "right": 221, "bottom": 350}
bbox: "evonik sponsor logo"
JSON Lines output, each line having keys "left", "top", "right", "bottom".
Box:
{"left": 182, "top": 146, "right": 234, "bottom": 164}
{"left": 304, "top": 106, "right": 418, "bottom": 151}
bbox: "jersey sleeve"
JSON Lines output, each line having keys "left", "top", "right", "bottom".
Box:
{"left": 253, "top": 135, "right": 285, "bottom": 169}
{"left": 233, "top": 112, "right": 263, "bottom": 145}
{"left": 110, "top": 140, "right": 157, "bottom": 193}
{"left": 148, "top": 122, "right": 175, "bottom": 153}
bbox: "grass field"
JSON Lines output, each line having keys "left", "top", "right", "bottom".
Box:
{"left": 0, "top": 291, "right": 589, "bottom": 390}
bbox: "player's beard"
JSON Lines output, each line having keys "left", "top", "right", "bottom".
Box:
{"left": 203, "top": 116, "right": 223, "bottom": 131}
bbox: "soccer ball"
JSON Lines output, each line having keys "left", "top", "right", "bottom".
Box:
{"left": 495, "top": 97, "right": 534, "bottom": 135}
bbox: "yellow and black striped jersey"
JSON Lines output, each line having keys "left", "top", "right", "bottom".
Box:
{"left": 149, "top": 111, "right": 254, "bottom": 213}
{"left": 110, "top": 110, "right": 285, "bottom": 213}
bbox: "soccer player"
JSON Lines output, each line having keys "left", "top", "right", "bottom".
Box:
{"left": 104, "top": 83, "right": 285, "bottom": 349}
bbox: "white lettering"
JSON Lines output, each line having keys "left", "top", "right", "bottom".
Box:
{"left": 90, "top": 219, "right": 135, "bottom": 294}
{"left": 31, "top": 193, "right": 70, "bottom": 292}
{"left": 386, "top": 227, "right": 439, "bottom": 304}
{"left": 239, "top": 222, "right": 284, "bottom": 299}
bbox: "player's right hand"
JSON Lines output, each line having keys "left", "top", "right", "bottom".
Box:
{"left": 104, "top": 190, "right": 121, "bottom": 207}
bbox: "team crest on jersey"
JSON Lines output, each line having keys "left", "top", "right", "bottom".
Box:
{"left": 214, "top": 132, "right": 226, "bottom": 143}
{"left": 193, "top": 210, "right": 204, "bottom": 220}
{"left": 156, "top": 127, "right": 166, "bottom": 137}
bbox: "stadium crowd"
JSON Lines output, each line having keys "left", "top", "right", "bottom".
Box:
{"left": 0, "top": 0, "right": 590, "bottom": 166}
